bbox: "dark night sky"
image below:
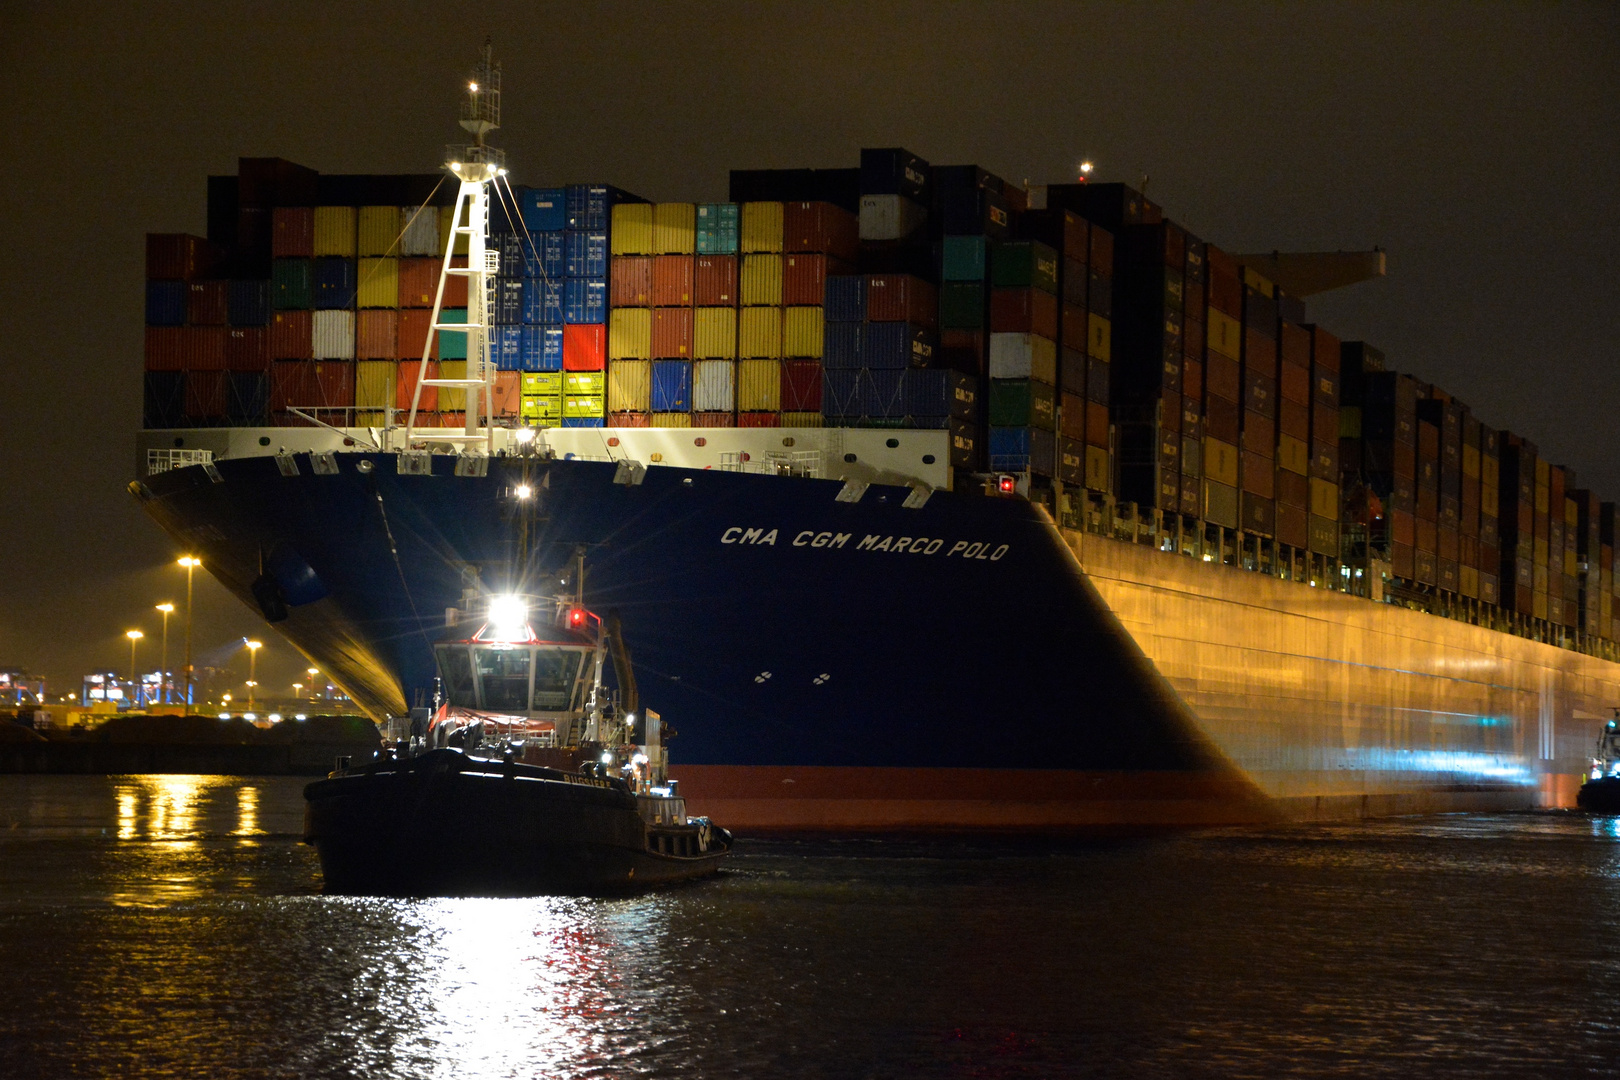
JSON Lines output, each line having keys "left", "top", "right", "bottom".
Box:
{"left": 1, "top": 2, "right": 1616, "bottom": 696}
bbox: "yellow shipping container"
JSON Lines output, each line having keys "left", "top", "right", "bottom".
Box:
{"left": 521, "top": 394, "right": 561, "bottom": 420}
{"left": 608, "top": 360, "right": 652, "bottom": 412}
{"left": 737, "top": 359, "right": 782, "bottom": 411}
{"left": 738, "top": 307, "right": 783, "bottom": 359}
{"left": 355, "top": 360, "right": 396, "bottom": 409}
{"left": 1085, "top": 446, "right": 1110, "bottom": 491}
{"left": 781, "top": 411, "right": 822, "bottom": 428}
{"left": 1204, "top": 437, "right": 1239, "bottom": 487}
{"left": 521, "top": 372, "right": 563, "bottom": 395}
{"left": 611, "top": 204, "right": 654, "bottom": 255}
{"left": 1310, "top": 478, "right": 1340, "bottom": 520}
{"left": 650, "top": 412, "right": 691, "bottom": 428}
{"left": 563, "top": 395, "right": 605, "bottom": 419}
{"left": 783, "top": 306, "right": 824, "bottom": 358}
{"left": 437, "top": 207, "right": 470, "bottom": 256}
{"left": 357, "top": 258, "right": 399, "bottom": 308}
{"left": 313, "top": 206, "right": 357, "bottom": 257}
{"left": 1242, "top": 267, "right": 1274, "bottom": 297}
{"left": 1277, "top": 434, "right": 1309, "bottom": 475}
{"left": 1207, "top": 309, "right": 1241, "bottom": 360}
{"left": 693, "top": 307, "right": 737, "bottom": 359}
{"left": 609, "top": 308, "right": 652, "bottom": 360}
{"left": 355, "top": 410, "right": 388, "bottom": 427}
{"left": 438, "top": 360, "right": 467, "bottom": 410}
{"left": 740, "top": 254, "right": 784, "bottom": 306}
{"left": 740, "top": 201, "right": 784, "bottom": 252}
{"left": 652, "top": 203, "right": 696, "bottom": 254}
{"left": 564, "top": 371, "right": 606, "bottom": 396}
{"left": 1087, "top": 314, "right": 1111, "bottom": 362}
{"left": 358, "top": 206, "right": 402, "bottom": 256}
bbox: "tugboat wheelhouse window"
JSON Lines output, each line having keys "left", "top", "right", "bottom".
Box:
{"left": 475, "top": 647, "right": 532, "bottom": 712}
{"left": 438, "top": 646, "right": 476, "bottom": 707}
{"left": 533, "top": 651, "right": 583, "bottom": 710}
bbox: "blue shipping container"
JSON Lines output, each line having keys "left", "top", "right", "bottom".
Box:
{"left": 904, "top": 369, "right": 951, "bottom": 417}
{"left": 528, "top": 231, "right": 565, "bottom": 280}
{"left": 494, "top": 325, "right": 524, "bottom": 370}
{"left": 521, "top": 187, "right": 567, "bottom": 232}
{"left": 565, "top": 184, "right": 638, "bottom": 231}
{"left": 490, "top": 234, "right": 529, "bottom": 279}
{"left": 864, "top": 322, "right": 937, "bottom": 370}
{"left": 143, "top": 372, "right": 185, "bottom": 427}
{"left": 146, "top": 281, "right": 187, "bottom": 326}
{"left": 856, "top": 369, "right": 907, "bottom": 416}
{"left": 824, "top": 275, "right": 867, "bottom": 322}
{"left": 523, "top": 277, "right": 563, "bottom": 325}
{"left": 492, "top": 278, "right": 524, "bottom": 325}
{"left": 227, "top": 371, "right": 269, "bottom": 422}
{"left": 988, "top": 426, "right": 1056, "bottom": 474}
{"left": 227, "top": 280, "right": 270, "bottom": 326}
{"left": 563, "top": 278, "right": 607, "bottom": 324}
{"left": 823, "top": 323, "right": 864, "bottom": 369}
{"left": 520, "top": 325, "right": 563, "bottom": 372}
{"left": 564, "top": 230, "right": 609, "bottom": 278}
{"left": 314, "top": 258, "right": 357, "bottom": 309}
{"left": 650, "top": 360, "right": 693, "bottom": 411}
{"left": 561, "top": 416, "right": 605, "bottom": 428}
{"left": 822, "top": 369, "right": 861, "bottom": 415}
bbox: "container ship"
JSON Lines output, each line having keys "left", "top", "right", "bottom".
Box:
{"left": 130, "top": 59, "right": 1620, "bottom": 830}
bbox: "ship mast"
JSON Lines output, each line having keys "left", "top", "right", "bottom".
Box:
{"left": 403, "top": 40, "right": 505, "bottom": 455}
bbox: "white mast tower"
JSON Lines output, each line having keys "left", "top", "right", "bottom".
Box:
{"left": 404, "top": 41, "right": 506, "bottom": 455}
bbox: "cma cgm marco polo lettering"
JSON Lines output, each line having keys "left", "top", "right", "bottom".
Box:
{"left": 131, "top": 59, "right": 1620, "bottom": 830}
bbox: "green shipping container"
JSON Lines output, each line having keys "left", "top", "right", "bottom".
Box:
{"left": 437, "top": 308, "right": 468, "bottom": 359}
{"left": 989, "top": 378, "right": 1057, "bottom": 428}
{"left": 697, "top": 203, "right": 740, "bottom": 255}
{"left": 272, "top": 258, "right": 312, "bottom": 310}
{"left": 941, "top": 236, "right": 988, "bottom": 281}
{"left": 939, "top": 282, "right": 987, "bottom": 330}
{"left": 991, "top": 241, "right": 1060, "bottom": 295}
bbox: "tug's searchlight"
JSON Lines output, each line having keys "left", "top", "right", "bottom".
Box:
{"left": 487, "top": 595, "right": 530, "bottom": 642}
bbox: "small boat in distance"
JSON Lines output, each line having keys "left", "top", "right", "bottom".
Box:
{"left": 302, "top": 552, "right": 732, "bottom": 896}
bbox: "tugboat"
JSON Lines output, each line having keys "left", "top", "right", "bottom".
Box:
{"left": 303, "top": 554, "right": 732, "bottom": 896}
{"left": 1576, "top": 714, "right": 1620, "bottom": 813}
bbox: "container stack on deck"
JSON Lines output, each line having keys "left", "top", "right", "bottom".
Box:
{"left": 146, "top": 151, "right": 1620, "bottom": 656}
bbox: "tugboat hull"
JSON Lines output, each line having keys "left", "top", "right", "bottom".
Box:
{"left": 1577, "top": 778, "right": 1620, "bottom": 814}
{"left": 303, "top": 751, "right": 729, "bottom": 896}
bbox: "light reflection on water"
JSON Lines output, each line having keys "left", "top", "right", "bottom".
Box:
{"left": 4, "top": 777, "right": 1620, "bottom": 1078}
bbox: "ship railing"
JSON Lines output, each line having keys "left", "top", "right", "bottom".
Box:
{"left": 146, "top": 448, "right": 214, "bottom": 476}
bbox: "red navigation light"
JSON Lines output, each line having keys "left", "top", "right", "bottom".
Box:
{"left": 568, "top": 607, "right": 587, "bottom": 629}
{"left": 997, "top": 475, "right": 1017, "bottom": 494}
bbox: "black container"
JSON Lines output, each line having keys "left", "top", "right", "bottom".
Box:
{"left": 860, "top": 148, "right": 930, "bottom": 202}
{"left": 143, "top": 372, "right": 185, "bottom": 428}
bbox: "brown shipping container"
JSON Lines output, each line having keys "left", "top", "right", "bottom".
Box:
{"left": 1205, "top": 395, "right": 1240, "bottom": 444}
{"left": 694, "top": 256, "right": 739, "bottom": 307}
{"left": 224, "top": 328, "right": 268, "bottom": 372}
{"left": 611, "top": 256, "right": 653, "bottom": 307}
{"left": 1276, "top": 468, "right": 1308, "bottom": 509}
{"left": 272, "top": 208, "right": 315, "bottom": 258}
{"left": 493, "top": 371, "right": 520, "bottom": 418}
{"left": 1183, "top": 358, "right": 1203, "bottom": 401}
{"left": 990, "top": 288, "right": 1059, "bottom": 339}
{"left": 1310, "top": 325, "right": 1340, "bottom": 372}
{"left": 356, "top": 310, "right": 398, "bottom": 360}
{"left": 784, "top": 254, "right": 844, "bottom": 307}
{"left": 652, "top": 307, "right": 695, "bottom": 359}
{"left": 694, "top": 411, "right": 736, "bottom": 427}
{"left": 1279, "top": 399, "right": 1309, "bottom": 441}
{"left": 270, "top": 360, "right": 354, "bottom": 411}
{"left": 1089, "top": 226, "right": 1114, "bottom": 275}
{"left": 780, "top": 360, "right": 822, "bottom": 412}
{"left": 783, "top": 201, "right": 858, "bottom": 261}
{"left": 187, "top": 282, "right": 229, "bottom": 326}
{"left": 1205, "top": 353, "right": 1240, "bottom": 402}
{"left": 268, "top": 311, "right": 313, "bottom": 360}
{"left": 866, "top": 274, "right": 937, "bottom": 326}
{"left": 1277, "top": 502, "right": 1309, "bottom": 549}
{"left": 652, "top": 255, "right": 695, "bottom": 307}
{"left": 1243, "top": 328, "right": 1278, "bottom": 378}
{"left": 1061, "top": 392, "right": 1086, "bottom": 441}
{"left": 1241, "top": 452, "right": 1275, "bottom": 497}
{"left": 1060, "top": 304, "right": 1088, "bottom": 349}
{"left": 397, "top": 309, "right": 437, "bottom": 361}
{"left": 1086, "top": 401, "right": 1109, "bottom": 448}
{"left": 145, "top": 327, "right": 226, "bottom": 371}
{"left": 146, "top": 234, "right": 222, "bottom": 281}
{"left": 1280, "top": 322, "right": 1310, "bottom": 368}
{"left": 399, "top": 258, "right": 440, "bottom": 308}
{"left": 1280, "top": 361, "right": 1310, "bottom": 405}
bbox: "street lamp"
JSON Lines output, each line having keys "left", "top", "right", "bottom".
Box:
{"left": 308, "top": 667, "right": 319, "bottom": 701}
{"left": 245, "top": 640, "right": 263, "bottom": 710}
{"left": 177, "top": 556, "right": 201, "bottom": 714}
{"left": 155, "top": 603, "right": 174, "bottom": 703}
{"left": 125, "top": 630, "right": 144, "bottom": 705}
{"left": 293, "top": 682, "right": 303, "bottom": 697}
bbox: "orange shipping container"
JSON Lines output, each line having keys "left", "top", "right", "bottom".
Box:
{"left": 652, "top": 307, "right": 695, "bottom": 359}
{"left": 398, "top": 256, "right": 466, "bottom": 307}
{"left": 652, "top": 255, "right": 695, "bottom": 306}
{"left": 397, "top": 360, "right": 440, "bottom": 411}
{"left": 397, "top": 309, "right": 438, "bottom": 360}
{"left": 268, "top": 311, "right": 313, "bottom": 360}
{"left": 694, "top": 256, "right": 738, "bottom": 306}
{"left": 356, "top": 310, "right": 398, "bottom": 360}
{"left": 611, "top": 256, "right": 653, "bottom": 307}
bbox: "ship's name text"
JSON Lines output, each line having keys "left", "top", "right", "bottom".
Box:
{"left": 720, "top": 527, "right": 1008, "bottom": 560}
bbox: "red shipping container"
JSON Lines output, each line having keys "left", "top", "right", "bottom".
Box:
{"left": 1088, "top": 227, "right": 1113, "bottom": 277}
{"left": 1086, "top": 400, "right": 1109, "bottom": 447}
{"left": 397, "top": 360, "right": 440, "bottom": 411}
{"left": 1208, "top": 269, "right": 1242, "bottom": 318}
{"left": 1279, "top": 399, "right": 1309, "bottom": 441}
{"left": 989, "top": 288, "right": 1058, "bottom": 338}
{"left": 179, "top": 327, "right": 227, "bottom": 371}
{"left": 1061, "top": 392, "right": 1086, "bottom": 440}
{"left": 1279, "top": 360, "right": 1310, "bottom": 405}
{"left": 784, "top": 254, "right": 849, "bottom": 307}
{"left": 397, "top": 309, "right": 438, "bottom": 361}
{"left": 267, "top": 311, "right": 313, "bottom": 360}
{"left": 493, "top": 371, "right": 520, "bottom": 417}
{"left": 144, "top": 327, "right": 184, "bottom": 371}
{"left": 439, "top": 411, "right": 467, "bottom": 428}
{"left": 184, "top": 370, "right": 228, "bottom": 418}
{"left": 1183, "top": 358, "right": 1203, "bottom": 401}
{"left": 651, "top": 307, "right": 694, "bottom": 359}
{"left": 563, "top": 324, "right": 606, "bottom": 371}
{"left": 186, "top": 281, "right": 229, "bottom": 326}
{"left": 652, "top": 255, "right": 695, "bottom": 306}
{"left": 356, "top": 310, "right": 398, "bottom": 360}
{"left": 866, "top": 274, "right": 937, "bottom": 327}
{"left": 607, "top": 411, "right": 651, "bottom": 428}
{"left": 272, "top": 208, "right": 314, "bottom": 258}
{"left": 1059, "top": 303, "right": 1088, "bottom": 349}
{"left": 694, "top": 256, "right": 738, "bottom": 307}
{"left": 1280, "top": 322, "right": 1311, "bottom": 368}
{"left": 738, "top": 412, "right": 780, "bottom": 428}
{"left": 693, "top": 411, "right": 736, "bottom": 427}
{"left": 1310, "top": 325, "right": 1340, "bottom": 373}
{"left": 146, "top": 234, "right": 222, "bottom": 281}
{"left": 224, "top": 327, "right": 268, "bottom": 372}
{"left": 1205, "top": 352, "right": 1240, "bottom": 401}
{"left": 399, "top": 258, "right": 441, "bottom": 308}
{"left": 780, "top": 360, "right": 823, "bottom": 412}
{"left": 611, "top": 256, "right": 653, "bottom": 307}
{"left": 940, "top": 330, "right": 986, "bottom": 374}
{"left": 783, "top": 201, "right": 858, "bottom": 261}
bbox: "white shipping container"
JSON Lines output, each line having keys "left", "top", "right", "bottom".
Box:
{"left": 858, "top": 195, "right": 928, "bottom": 242}
{"left": 988, "top": 332, "right": 1056, "bottom": 383}
{"left": 400, "top": 206, "right": 440, "bottom": 257}
{"left": 312, "top": 310, "right": 356, "bottom": 360}
{"left": 692, "top": 360, "right": 736, "bottom": 412}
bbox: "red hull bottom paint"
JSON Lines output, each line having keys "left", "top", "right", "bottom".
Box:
{"left": 669, "top": 765, "right": 1278, "bottom": 832}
